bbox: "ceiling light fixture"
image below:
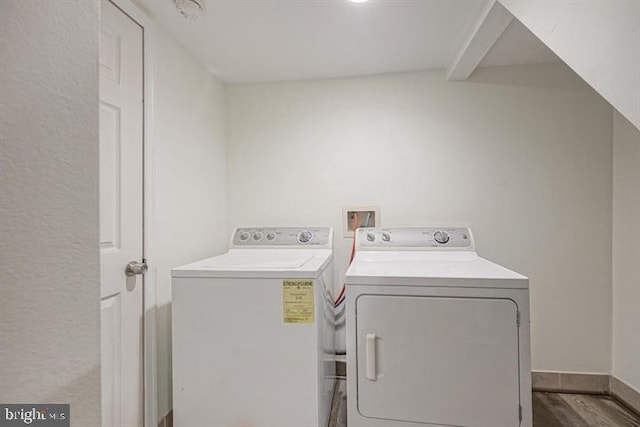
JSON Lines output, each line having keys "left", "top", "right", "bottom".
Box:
{"left": 172, "top": 0, "right": 206, "bottom": 20}
{"left": 349, "top": 0, "right": 369, "bottom": 3}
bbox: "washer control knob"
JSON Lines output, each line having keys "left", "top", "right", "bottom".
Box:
{"left": 239, "top": 231, "right": 251, "bottom": 241}
{"left": 252, "top": 231, "right": 264, "bottom": 241}
{"left": 265, "top": 231, "right": 277, "bottom": 242}
{"left": 433, "top": 230, "right": 450, "bottom": 244}
{"left": 381, "top": 232, "right": 391, "bottom": 242}
{"left": 366, "top": 233, "right": 376, "bottom": 242}
{"left": 297, "top": 230, "right": 313, "bottom": 244}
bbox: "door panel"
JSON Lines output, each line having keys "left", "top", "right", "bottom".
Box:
{"left": 99, "top": 102, "right": 121, "bottom": 253}
{"left": 99, "top": 1, "right": 144, "bottom": 426}
{"left": 356, "top": 295, "right": 520, "bottom": 427}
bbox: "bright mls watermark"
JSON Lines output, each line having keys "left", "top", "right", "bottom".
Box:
{"left": 0, "top": 405, "right": 69, "bottom": 426}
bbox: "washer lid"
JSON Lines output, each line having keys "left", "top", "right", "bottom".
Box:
{"left": 191, "top": 252, "right": 314, "bottom": 269}
{"left": 172, "top": 249, "right": 332, "bottom": 278}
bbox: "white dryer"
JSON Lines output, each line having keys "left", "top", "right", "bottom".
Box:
{"left": 172, "top": 227, "right": 335, "bottom": 427}
{"left": 345, "top": 227, "right": 531, "bottom": 427}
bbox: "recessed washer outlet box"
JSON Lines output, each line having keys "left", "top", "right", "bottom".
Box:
{"left": 343, "top": 206, "right": 380, "bottom": 237}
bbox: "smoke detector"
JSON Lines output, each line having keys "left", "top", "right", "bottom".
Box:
{"left": 172, "top": 0, "right": 206, "bottom": 20}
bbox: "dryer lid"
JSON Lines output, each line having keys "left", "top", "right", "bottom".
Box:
{"left": 345, "top": 251, "right": 527, "bottom": 287}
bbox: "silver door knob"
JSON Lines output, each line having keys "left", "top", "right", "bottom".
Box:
{"left": 125, "top": 260, "right": 148, "bottom": 277}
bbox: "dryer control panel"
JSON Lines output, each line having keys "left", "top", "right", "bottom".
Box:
{"left": 356, "top": 227, "right": 474, "bottom": 251}
{"left": 231, "top": 227, "right": 333, "bottom": 248}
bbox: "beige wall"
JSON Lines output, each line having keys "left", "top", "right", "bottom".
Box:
{"left": 0, "top": 1, "right": 101, "bottom": 426}
{"left": 151, "top": 28, "right": 228, "bottom": 419}
{"left": 612, "top": 111, "right": 640, "bottom": 392}
{"left": 227, "top": 66, "right": 614, "bottom": 374}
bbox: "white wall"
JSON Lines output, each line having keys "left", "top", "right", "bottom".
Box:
{"left": 499, "top": 0, "right": 640, "bottom": 131}
{"left": 227, "top": 66, "right": 614, "bottom": 374}
{"left": 612, "top": 110, "right": 640, "bottom": 392}
{"left": 150, "top": 29, "right": 227, "bottom": 419}
{"left": 0, "top": 1, "right": 101, "bottom": 426}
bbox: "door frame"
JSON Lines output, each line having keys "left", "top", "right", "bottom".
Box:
{"left": 104, "top": 1, "right": 158, "bottom": 426}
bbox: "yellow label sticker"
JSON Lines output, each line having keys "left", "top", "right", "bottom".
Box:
{"left": 282, "top": 279, "right": 314, "bottom": 323}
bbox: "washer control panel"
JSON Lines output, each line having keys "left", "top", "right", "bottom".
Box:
{"left": 231, "top": 227, "right": 332, "bottom": 247}
{"left": 357, "top": 227, "right": 474, "bottom": 250}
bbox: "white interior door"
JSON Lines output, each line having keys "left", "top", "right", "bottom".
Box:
{"left": 99, "top": 1, "right": 144, "bottom": 426}
{"left": 356, "top": 295, "right": 521, "bottom": 427}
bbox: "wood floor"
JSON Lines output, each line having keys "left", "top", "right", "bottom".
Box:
{"left": 533, "top": 392, "right": 640, "bottom": 427}
{"left": 329, "top": 379, "right": 640, "bottom": 427}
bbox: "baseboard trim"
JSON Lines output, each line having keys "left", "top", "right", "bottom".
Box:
{"left": 532, "top": 371, "right": 609, "bottom": 394}
{"left": 157, "top": 410, "right": 173, "bottom": 427}
{"left": 610, "top": 377, "right": 640, "bottom": 417}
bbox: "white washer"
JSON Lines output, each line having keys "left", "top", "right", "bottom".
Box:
{"left": 172, "top": 227, "right": 335, "bottom": 427}
{"left": 346, "top": 227, "right": 531, "bottom": 427}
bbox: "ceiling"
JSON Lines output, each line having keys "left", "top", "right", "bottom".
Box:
{"left": 135, "top": 0, "right": 560, "bottom": 84}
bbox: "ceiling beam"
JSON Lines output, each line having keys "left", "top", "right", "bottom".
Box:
{"left": 447, "top": 0, "right": 513, "bottom": 81}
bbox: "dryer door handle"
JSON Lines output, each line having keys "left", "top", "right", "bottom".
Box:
{"left": 365, "top": 333, "right": 377, "bottom": 381}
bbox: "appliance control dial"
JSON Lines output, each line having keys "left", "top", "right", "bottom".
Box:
{"left": 265, "top": 231, "right": 277, "bottom": 242}
{"left": 252, "top": 231, "right": 264, "bottom": 241}
{"left": 297, "top": 230, "right": 313, "bottom": 244}
{"left": 366, "top": 233, "right": 376, "bottom": 242}
{"left": 433, "top": 230, "right": 450, "bottom": 244}
{"left": 381, "top": 232, "right": 391, "bottom": 242}
{"left": 239, "top": 231, "right": 251, "bottom": 241}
